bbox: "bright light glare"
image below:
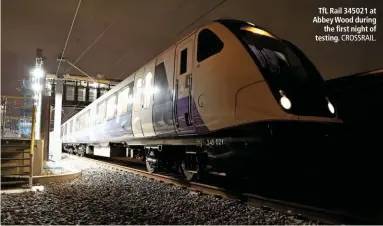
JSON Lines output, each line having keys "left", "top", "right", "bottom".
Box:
{"left": 31, "top": 67, "right": 44, "bottom": 78}
{"left": 32, "top": 83, "right": 42, "bottom": 92}
{"left": 240, "top": 26, "right": 277, "bottom": 39}
{"left": 280, "top": 96, "right": 291, "bottom": 110}
{"left": 328, "top": 101, "right": 335, "bottom": 114}
{"left": 127, "top": 95, "right": 134, "bottom": 104}
{"left": 145, "top": 87, "right": 159, "bottom": 95}
{"left": 92, "top": 82, "right": 99, "bottom": 88}
{"left": 34, "top": 94, "right": 39, "bottom": 100}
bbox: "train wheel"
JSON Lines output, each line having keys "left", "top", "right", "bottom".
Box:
{"left": 180, "top": 159, "right": 196, "bottom": 182}
{"left": 145, "top": 150, "right": 158, "bottom": 173}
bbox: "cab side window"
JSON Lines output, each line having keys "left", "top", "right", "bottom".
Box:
{"left": 197, "top": 29, "right": 224, "bottom": 62}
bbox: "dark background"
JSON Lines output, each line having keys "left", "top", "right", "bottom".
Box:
{"left": 2, "top": 0, "right": 382, "bottom": 96}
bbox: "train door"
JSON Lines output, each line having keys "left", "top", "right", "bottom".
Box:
{"left": 132, "top": 70, "right": 144, "bottom": 138}
{"left": 174, "top": 34, "right": 196, "bottom": 135}
{"left": 152, "top": 47, "right": 177, "bottom": 136}
{"left": 140, "top": 60, "right": 156, "bottom": 137}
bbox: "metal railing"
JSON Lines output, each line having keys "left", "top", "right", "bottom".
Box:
{"left": 1, "top": 96, "right": 34, "bottom": 139}
{"left": 1, "top": 96, "right": 36, "bottom": 187}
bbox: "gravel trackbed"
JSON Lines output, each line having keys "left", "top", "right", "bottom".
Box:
{"left": 1, "top": 156, "right": 319, "bottom": 225}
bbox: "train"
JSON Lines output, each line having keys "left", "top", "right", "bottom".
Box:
{"left": 61, "top": 19, "right": 342, "bottom": 182}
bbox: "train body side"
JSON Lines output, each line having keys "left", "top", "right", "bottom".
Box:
{"left": 61, "top": 20, "right": 341, "bottom": 147}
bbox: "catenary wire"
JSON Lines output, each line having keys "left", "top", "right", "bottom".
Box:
{"left": 60, "top": 19, "right": 118, "bottom": 121}
{"left": 63, "top": 20, "right": 116, "bottom": 74}
{"left": 55, "top": 0, "right": 82, "bottom": 78}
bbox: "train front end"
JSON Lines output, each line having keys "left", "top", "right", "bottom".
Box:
{"left": 216, "top": 20, "right": 345, "bottom": 181}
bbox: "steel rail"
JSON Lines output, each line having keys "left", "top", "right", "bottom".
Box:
{"left": 79, "top": 155, "right": 376, "bottom": 225}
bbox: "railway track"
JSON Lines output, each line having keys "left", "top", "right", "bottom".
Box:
{"left": 78, "top": 155, "right": 376, "bottom": 225}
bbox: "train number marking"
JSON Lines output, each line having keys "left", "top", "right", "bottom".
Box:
{"left": 207, "top": 139, "right": 224, "bottom": 146}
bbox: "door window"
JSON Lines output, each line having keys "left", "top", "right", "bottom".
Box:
{"left": 144, "top": 72, "right": 153, "bottom": 109}
{"left": 135, "top": 78, "right": 143, "bottom": 112}
{"left": 180, "top": 49, "right": 188, "bottom": 75}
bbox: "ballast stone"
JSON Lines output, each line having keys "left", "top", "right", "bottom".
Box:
{"left": 1, "top": 155, "right": 320, "bottom": 225}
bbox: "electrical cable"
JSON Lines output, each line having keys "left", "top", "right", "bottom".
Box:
{"left": 62, "top": 0, "right": 229, "bottom": 122}
{"left": 59, "top": 19, "right": 118, "bottom": 122}
{"left": 55, "top": 0, "right": 82, "bottom": 77}
{"left": 63, "top": 20, "right": 116, "bottom": 74}
{"left": 108, "top": 0, "right": 229, "bottom": 80}
{"left": 176, "top": 0, "right": 229, "bottom": 36}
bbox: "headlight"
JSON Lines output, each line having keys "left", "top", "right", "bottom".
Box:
{"left": 280, "top": 96, "right": 291, "bottom": 110}
{"left": 327, "top": 100, "right": 335, "bottom": 114}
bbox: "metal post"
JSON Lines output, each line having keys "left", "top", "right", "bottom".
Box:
{"left": 2, "top": 97, "right": 8, "bottom": 137}
{"left": 1, "top": 98, "right": 4, "bottom": 137}
{"left": 34, "top": 48, "right": 44, "bottom": 140}
{"left": 51, "top": 79, "right": 63, "bottom": 162}
{"left": 29, "top": 105, "right": 36, "bottom": 186}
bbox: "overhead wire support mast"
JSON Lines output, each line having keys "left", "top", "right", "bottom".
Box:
{"left": 56, "top": 57, "right": 98, "bottom": 123}
{"left": 57, "top": 18, "right": 118, "bottom": 122}
{"left": 50, "top": 0, "right": 82, "bottom": 162}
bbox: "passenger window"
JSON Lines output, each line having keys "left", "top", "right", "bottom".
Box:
{"left": 68, "top": 121, "right": 72, "bottom": 134}
{"left": 117, "top": 87, "right": 130, "bottom": 115}
{"left": 97, "top": 101, "right": 106, "bottom": 124}
{"left": 80, "top": 115, "right": 83, "bottom": 130}
{"left": 89, "top": 108, "right": 96, "bottom": 126}
{"left": 197, "top": 29, "right": 224, "bottom": 62}
{"left": 78, "top": 115, "right": 82, "bottom": 130}
{"left": 82, "top": 114, "right": 85, "bottom": 129}
{"left": 180, "top": 48, "right": 187, "bottom": 74}
{"left": 106, "top": 96, "right": 116, "bottom": 120}
{"left": 84, "top": 110, "right": 90, "bottom": 128}
{"left": 75, "top": 117, "right": 80, "bottom": 131}
{"left": 80, "top": 115, "right": 84, "bottom": 130}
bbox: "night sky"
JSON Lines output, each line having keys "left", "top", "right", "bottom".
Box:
{"left": 1, "top": 0, "right": 382, "bottom": 96}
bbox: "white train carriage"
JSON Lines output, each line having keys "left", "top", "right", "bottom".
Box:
{"left": 61, "top": 19, "right": 342, "bottom": 181}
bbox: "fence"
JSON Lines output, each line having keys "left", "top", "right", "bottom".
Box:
{"left": 1, "top": 96, "right": 34, "bottom": 139}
